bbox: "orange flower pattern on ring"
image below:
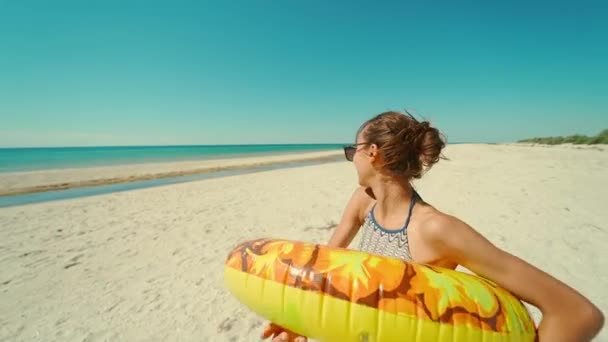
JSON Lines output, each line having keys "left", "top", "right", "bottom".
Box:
{"left": 225, "top": 238, "right": 536, "bottom": 334}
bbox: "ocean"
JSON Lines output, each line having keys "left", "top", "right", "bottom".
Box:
{"left": 0, "top": 144, "right": 346, "bottom": 207}
{"left": 0, "top": 144, "right": 345, "bottom": 173}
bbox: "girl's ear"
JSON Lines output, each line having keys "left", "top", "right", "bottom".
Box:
{"left": 368, "top": 144, "right": 379, "bottom": 162}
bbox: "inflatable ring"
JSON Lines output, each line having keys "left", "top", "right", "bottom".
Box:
{"left": 224, "top": 238, "right": 536, "bottom": 341}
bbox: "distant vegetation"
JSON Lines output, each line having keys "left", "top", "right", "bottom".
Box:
{"left": 518, "top": 129, "right": 608, "bottom": 145}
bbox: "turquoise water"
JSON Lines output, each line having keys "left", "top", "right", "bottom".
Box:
{"left": 0, "top": 144, "right": 345, "bottom": 173}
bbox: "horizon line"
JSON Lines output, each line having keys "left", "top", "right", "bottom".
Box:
{"left": 0, "top": 141, "right": 485, "bottom": 149}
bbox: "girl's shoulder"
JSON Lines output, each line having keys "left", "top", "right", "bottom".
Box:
{"left": 353, "top": 186, "right": 376, "bottom": 221}
{"left": 415, "top": 205, "right": 466, "bottom": 240}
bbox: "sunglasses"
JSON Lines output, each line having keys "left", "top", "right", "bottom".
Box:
{"left": 343, "top": 143, "right": 370, "bottom": 161}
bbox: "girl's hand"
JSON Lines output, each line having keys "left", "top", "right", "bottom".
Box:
{"left": 261, "top": 322, "right": 307, "bottom": 342}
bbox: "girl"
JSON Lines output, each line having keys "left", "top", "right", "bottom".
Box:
{"left": 261, "top": 111, "right": 604, "bottom": 342}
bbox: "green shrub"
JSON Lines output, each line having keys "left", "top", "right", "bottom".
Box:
{"left": 517, "top": 129, "right": 608, "bottom": 145}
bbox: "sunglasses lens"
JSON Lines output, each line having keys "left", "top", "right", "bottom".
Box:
{"left": 344, "top": 147, "right": 355, "bottom": 161}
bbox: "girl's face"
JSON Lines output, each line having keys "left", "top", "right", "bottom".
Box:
{"left": 352, "top": 132, "right": 378, "bottom": 187}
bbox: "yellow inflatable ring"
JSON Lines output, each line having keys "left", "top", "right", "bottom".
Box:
{"left": 224, "top": 238, "right": 536, "bottom": 342}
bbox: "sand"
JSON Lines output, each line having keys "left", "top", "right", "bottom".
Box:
{"left": 0, "top": 144, "right": 606, "bottom": 341}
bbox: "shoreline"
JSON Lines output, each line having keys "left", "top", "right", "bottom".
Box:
{"left": 2, "top": 143, "right": 605, "bottom": 198}
{"left": 0, "top": 144, "right": 346, "bottom": 173}
{"left": 0, "top": 151, "right": 344, "bottom": 197}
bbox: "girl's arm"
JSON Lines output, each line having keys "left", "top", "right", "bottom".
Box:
{"left": 423, "top": 214, "right": 604, "bottom": 341}
{"left": 327, "top": 186, "right": 372, "bottom": 248}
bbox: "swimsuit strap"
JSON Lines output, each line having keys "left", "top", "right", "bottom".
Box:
{"left": 370, "top": 190, "right": 418, "bottom": 232}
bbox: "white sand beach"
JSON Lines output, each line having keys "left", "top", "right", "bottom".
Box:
{"left": 0, "top": 144, "right": 606, "bottom": 341}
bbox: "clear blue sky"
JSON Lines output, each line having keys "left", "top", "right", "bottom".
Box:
{"left": 1, "top": 1, "right": 606, "bottom": 147}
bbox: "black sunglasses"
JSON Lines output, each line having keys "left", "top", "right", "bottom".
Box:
{"left": 343, "top": 143, "right": 370, "bottom": 161}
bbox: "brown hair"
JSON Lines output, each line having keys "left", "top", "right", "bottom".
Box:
{"left": 358, "top": 110, "right": 446, "bottom": 179}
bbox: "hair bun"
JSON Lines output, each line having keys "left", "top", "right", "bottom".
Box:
{"left": 415, "top": 121, "right": 431, "bottom": 146}
{"left": 357, "top": 111, "right": 446, "bottom": 179}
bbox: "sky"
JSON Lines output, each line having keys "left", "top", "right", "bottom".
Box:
{"left": 0, "top": 0, "right": 606, "bottom": 147}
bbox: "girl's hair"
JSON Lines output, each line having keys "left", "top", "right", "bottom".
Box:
{"left": 357, "top": 110, "right": 446, "bottom": 179}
